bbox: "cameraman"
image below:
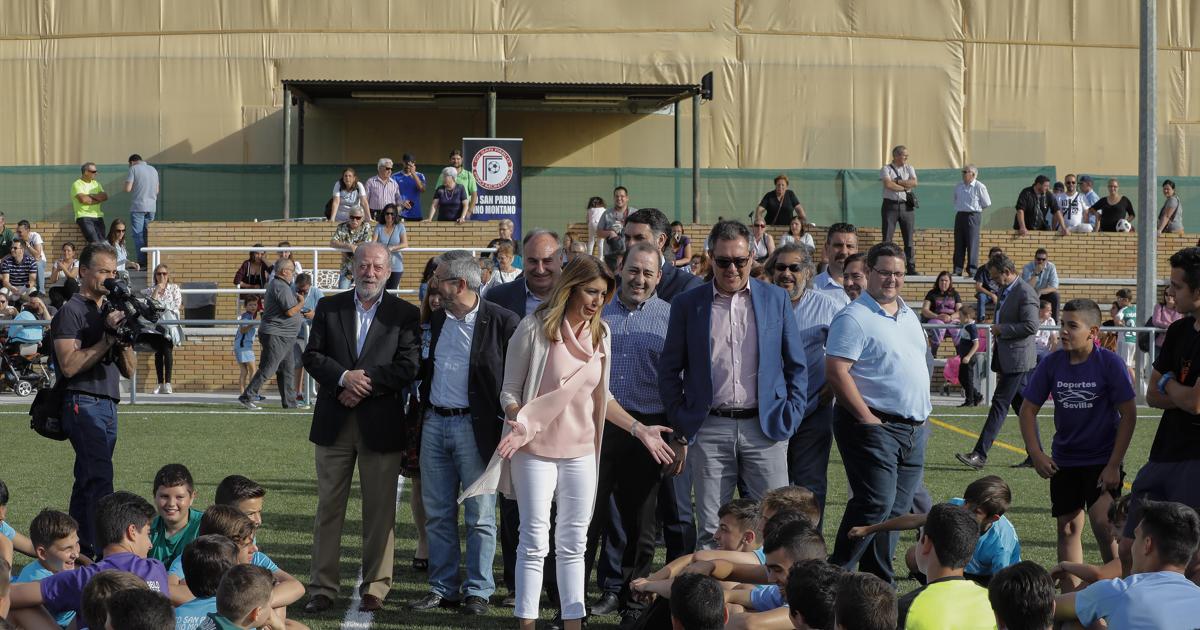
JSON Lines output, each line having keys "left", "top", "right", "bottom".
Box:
{"left": 50, "top": 242, "right": 134, "bottom": 558}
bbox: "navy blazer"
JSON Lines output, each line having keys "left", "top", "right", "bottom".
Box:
{"left": 486, "top": 276, "right": 532, "bottom": 317}
{"left": 657, "top": 260, "right": 705, "bottom": 304}
{"left": 658, "top": 278, "right": 808, "bottom": 442}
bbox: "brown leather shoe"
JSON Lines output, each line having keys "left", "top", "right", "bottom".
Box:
{"left": 360, "top": 593, "right": 385, "bottom": 612}
{"left": 303, "top": 594, "right": 334, "bottom": 614}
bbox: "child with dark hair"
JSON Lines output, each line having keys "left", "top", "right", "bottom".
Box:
{"left": 849, "top": 475, "right": 1021, "bottom": 585}
{"left": 0, "top": 478, "right": 39, "bottom": 564}
{"left": 104, "top": 588, "right": 174, "bottom": 630}
{"left": 668, "top": 573, "right": 727, "bottom": 630}
{"left": 896, "top": 503, "right": 993, "bottom": 629}
{"left": 81, "top": 570, "right": 149, "bottom": 629}
{"left": 761, "top": 486, "right": 820, "bottom": 526}
{"left": 176, "top": 535, "right": 239, "bottom": 630}
{"left": 834, "top": 572, "right": 895, "bottom": 630}
{"left": 200, "top": 564, "right": 280, "bottom": 630}
{"left": 988, "top": 561, "right": 1054, "bottom": 630}
{"left": 785, "top": 559, "right": 844, "bottom": 630}
{"left": 12, "top": 509, "right": 81, "bottom": 628}
{"left": 638, "top": 498, "right": 765, "bottom": 586}
{"left": 7, "top": 491, "right": 169, "bottom": 619}
{"left": 149, "top": 464, "right": 202, "bottom": 567}
{"left": 1057, "top": 500, "right": 1200, "bottom": 627}
{"left": 213, "top": 475, "right": 266, "bottom": 525}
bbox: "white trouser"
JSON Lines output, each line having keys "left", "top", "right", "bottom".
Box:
{"left": 510, "top": 451, "right": 597, "bottom": 621}
{"left": 1069, "top": 223, "right": 1094, "bottom": 233}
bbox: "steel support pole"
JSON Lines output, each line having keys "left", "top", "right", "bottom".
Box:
{"left": 282, "top": 86, "right": 292, "bottom": 219}
{"left": 692, "top": 93, "right": 700, "bottom": 223}
{"left": 487, "top": 91, "right": 497, "bottom": 138}
{"left": 1136, "top": 0, "right": 1157, "bottom": 397}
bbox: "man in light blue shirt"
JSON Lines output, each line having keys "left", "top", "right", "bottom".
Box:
{"left": 1021, "top": 248, "right": 1060, "bottom": 320}
{"left": 767, "top": 242, "right": 842, "bottom": 526}
{"left": 811, "top": 223, "right": 858, "bottom": 307}
{"left": 952, "top": 164, "right": 992, "bottom": 277}
{"left": 124, "top": 154, "right": 159, "bottom": 267}
{"left": 1058, "top": 499, "right": 1200, "bottom": 629}
{"left": 826, "top": 241, "right": 931, "bottom": 584}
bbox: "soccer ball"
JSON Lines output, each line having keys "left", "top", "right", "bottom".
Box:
{"left": 1115, "top": 219, "right": 1132, "bottom": 232}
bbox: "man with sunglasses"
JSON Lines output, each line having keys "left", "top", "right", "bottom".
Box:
{"left": 1021, "top": 248, "right": 1061, "bottom": 321}
{"left": 826, "top": 241, "right": 931, "bottom": 584}
{"left": 71, "top": 162, "right": 109, "bottom": 244}
{"left": 366, "top": 158, "right": 404, "bottom": 221}
{"left": 767, "top": 243, "right": 842, "bottom": 526}
{"left": 659, "top": 220, "right": 808, "bottom": 549}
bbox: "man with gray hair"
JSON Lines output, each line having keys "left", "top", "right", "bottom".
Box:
{"left": 366, "top": 157, "right": 404, "bottom": 219}
{"left": 301, "top": 241, "right": 421, "bottom": 613}
{"left": 952, "top": 164, "right": 992, "bottom": 277}
{"left": 410, "top": 251, "right": 519, "bottom": 615}
{"left": 239, "top": 256, "right": 305, "bottom": 409}
{"left": 880, "top": 145, "right": 919, "bottom": 275}
{"left": 766, "top": 242, "right": 843, "bottom": 525}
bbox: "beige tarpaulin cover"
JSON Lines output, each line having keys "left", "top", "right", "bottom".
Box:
{"left": 1, "top": 0, "right": 1197, "bottom": 173}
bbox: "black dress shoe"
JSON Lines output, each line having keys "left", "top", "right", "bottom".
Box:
{"left": 1012, "top": 457, "right": 1035, "bottom": 468}
{"left": 547, "top": 611, "right": 589, "bottom": 630}
{"left": 618, "top": 609, "right": 643, "bottom": 629}
{"left": 303, "top": 594, "right": 334, "bottom": 614}
{"left": 499, "top": 593, "right": 517, "bottom": 607}
{"left": 955, "top": 451, "right": 986, "bottom": 470}
{"left": 462, "top": 595, "right": 489, "bottom": 615}
{"left": 590, "top": 592, "right": 620, "bottom": 616}
{"left": 957, "top": 400, "right": 972, "bottom": 407}
{"left": 409, "top": 591, "right": 460, "bottom": 610}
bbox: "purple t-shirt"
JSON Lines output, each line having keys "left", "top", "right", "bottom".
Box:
{"left": 40, "top": 552, "right": 169, "bottom": 617}
{"left": 1023, "top": 347, "right": 1135, "bottom": 466}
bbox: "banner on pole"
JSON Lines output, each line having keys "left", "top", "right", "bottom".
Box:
{"left": 464, "top": 138, "right": 523, "bottom": 238}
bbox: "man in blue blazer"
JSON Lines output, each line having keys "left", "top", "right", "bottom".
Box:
{"left": 659, "top": 220, "right": 808, "bottom": 548}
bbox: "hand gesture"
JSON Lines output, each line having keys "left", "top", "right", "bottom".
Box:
{"left": 496, "top": 420, "right": 528, "bottom": 459}
{"left": 848, "top": 525, "right": 871, "bottom": 540}
{"left": 636, "top": 423, "right": 676, "bottom": 466}
{"left": 338, "top": 389, "right": 362, "bottom": 408}
{"left": 342, "top": 369, "right": 372, "bottom": 398}
{"left": 1031, "top": 451, "right": 1059, "bottom": 479}
{"left": 1018, "top": 227, "right": 1029, "bottom": 237}
{"left": 1098, "top": 463, "right": 1122, "bottom": 492}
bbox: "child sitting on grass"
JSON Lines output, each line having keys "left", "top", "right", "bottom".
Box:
{"left": 175, "top": 535, "right": 239, "bottom": 630}
{"left": 638, "top": 498, "right": 764, "bottom": 583}
{"left": 12, "top": 510, "right": 81, "bottom": 629}
{"left": 0, "top": 479, "right": 40, "bottom": 565}
{"left": 849, "top": 475, "right": 1021, "bottom": 585}
{"left": 81, "top": 570, "right": 150, "bottom": 630}
{"left": 149, "top": 464, "right": 203, "bottom": 567}
{"left": 1018, "top": 298, "right": 1136, "bottom": 588}
{"left": 199, "top": 564, "right": 287, "bottom": 630}
{"left": 784, "top": 559, "right": 845, "bottom": 630}
{"left": 103, "top": 588, "right": 174, "bottom": 630}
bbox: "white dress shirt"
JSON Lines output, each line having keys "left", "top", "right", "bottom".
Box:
{"left": 429, "top": 298, "right": 479, "bottom": 409}
{"left": 339, "top": 292, "right": 382, "bottom": 386}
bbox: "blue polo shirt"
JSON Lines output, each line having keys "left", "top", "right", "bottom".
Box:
{"left": 603, "top": 293, "right": 670, "bottom": 415}
{"left": 750, "top": 584, "right": 785, "bottom": 611}
{"left": 948, "top": 498, "right": 1021, "bottom": 576}
{"left": 169, "top": 550, "right": 279, "bottom": 579}
{"left": 791, "top": 289, "right": 842, "bottom": 417}
{"left": 826, "top": 291, "right": 932, "bottom": 421}
{"left": 15, "top": 561, "right": 77, "bottom": 627}
{"left": 1076, "top": 571, "right": 1200, "bottom": 629}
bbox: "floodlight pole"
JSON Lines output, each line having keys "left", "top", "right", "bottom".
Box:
{"left": 487, "top": 91, "right": 497, "bottom": 137}
{"left": 1136, "top": 0, "right": 1157, "bottom": 395}
{"left": 282, "top": 85, "right": 292, "bottom": 219}
{"left": 692, "top": 93, "right": 700, "bottom": 223}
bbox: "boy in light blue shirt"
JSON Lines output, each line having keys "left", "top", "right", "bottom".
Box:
{"left": 12, "top": 509, "right": 80, "bottom": 628}
{"left": 1058, "top": 499, "right": 1200, "bottom": 629}
{"left": 175, "top": 535, "right": 238, "bottom": 630}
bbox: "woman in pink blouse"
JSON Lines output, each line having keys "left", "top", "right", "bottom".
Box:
{"left": 496, "top": 255, "right": 674, "bottom": 629}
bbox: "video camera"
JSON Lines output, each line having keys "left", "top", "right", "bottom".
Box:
{"left": 102, "top": 278, "right": 165, "bottom": 351}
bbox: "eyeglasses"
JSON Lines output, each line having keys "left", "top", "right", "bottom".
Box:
{"left": 86, "top": 170, "right": 98, "bottom": 174}
{"left": 774, "top": 263, "right": 802, "bottom": 273}
{"left": 382, "top": 167, "right": 393, "bottom": 171}
{"left": 869, "top": 267, "right": 905, "bottom": 279}
{"left": 155, "top": 272, "right": 168, "bottom": 276}
{"left": 1065, "top": 180, "right": 1077, "bottom": 185}
{"left": 713, "top": 256, "right": 751, "bottom": 269}
{"left": 349, "top": 216, "right": 364, "bottom": 221}
{"left": 1035, "top": 257, "right": 1047, "bottom": 263}
{"left": 754, "top": 224, "right": 766, "bottom": 228}
{"left": 382, "top": 212, "right": 395, "bottom": 216}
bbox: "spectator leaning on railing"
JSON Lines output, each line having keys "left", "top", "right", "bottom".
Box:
{"left": 329, "top": 210, "right": 374, "bottom": 289}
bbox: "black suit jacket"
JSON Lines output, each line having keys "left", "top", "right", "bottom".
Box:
{"left": 418, "top": 298, "right": 520, "bottom": 462}
{"left": 486, "top": 276, "right": 532, "bottom": 317}
{"left": 656, "top": 260, "right": 705, "bottom": 304}
{"left": 302, "top": 290, "right": 421, "bottom": 451}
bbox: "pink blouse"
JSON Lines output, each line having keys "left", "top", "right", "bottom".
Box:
{"left": 525, "top": 320, "right": 603, "bottom": 459}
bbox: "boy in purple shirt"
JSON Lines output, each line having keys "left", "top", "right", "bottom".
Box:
{"left": 1018, "top": 298, "right": 1137, "bottom": 586}
{"left": 7, "top": 491, "right": 170, "bottom": 620}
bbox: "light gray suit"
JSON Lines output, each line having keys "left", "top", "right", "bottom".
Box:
{"left": 971, "top": 277, "right": 1040, "bottom": 459}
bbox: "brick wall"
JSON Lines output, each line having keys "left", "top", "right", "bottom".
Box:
{"left": 25, "top": 220, "right": 1193, "bottom": 393}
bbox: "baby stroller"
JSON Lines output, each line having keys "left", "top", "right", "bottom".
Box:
{"left": 0, "top": 334, "right": 52, "bottom": 397}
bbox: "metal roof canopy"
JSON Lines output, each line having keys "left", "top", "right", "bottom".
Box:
{"left": 279, "top": 78, "right": 708, "bottom": 221}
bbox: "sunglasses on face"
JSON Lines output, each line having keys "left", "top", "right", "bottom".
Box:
{"left": 382, "top": 212, "right": 395, "bottom": 216}
{"left": 382, "top": 167, "right": 393, "bottom": 171}
{"left": 754, "top": 224, "right": 766, "bottom": 228}
{"left": 86, "top": 170, "right": 98, "bottom": 174}
{"left": 713, "top": 256, "right": 750, "bottom": 269}
{"left": 774, "top": 263, "right": 802, "bottom": 273}
{"left": 1036, "top": 257, "right": 1047, "bottom": 263}
{"left": 349, "top": 216, "right": 363, "bottom": 221}
{"left": 155, "top": 272, "right": 167, "bottom": 276}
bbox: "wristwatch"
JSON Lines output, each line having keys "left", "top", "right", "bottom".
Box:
{"left": 673, "top": 434, "right": 689, "bottom": 446}
{"left": 1158, "top": 372, "right": 1176, "bottom": 395}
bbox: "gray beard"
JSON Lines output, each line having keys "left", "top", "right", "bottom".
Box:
{"left": 355, "top": 283, "right": 384, "bottom": 303}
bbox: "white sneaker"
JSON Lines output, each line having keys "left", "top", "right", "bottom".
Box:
{"left": 163, "top": 383, "right": 173, "bottom": 394}
{"left": 153, "top": 385, "right": 163, "bottom": 394}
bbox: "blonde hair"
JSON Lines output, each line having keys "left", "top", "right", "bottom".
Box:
{"left": 534, "top": 255, "right": 615, "bottom": 347}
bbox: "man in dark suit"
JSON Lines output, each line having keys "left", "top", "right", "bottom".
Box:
{"left": 621, "top": 208, "right": 705, "bottom": 303}
{"left": 301, "top": 242, "right": 421, "bottom": 614}
{"left": 477, "top": 228, "right": 563, "bottom": 608}
{"left": 659, "top": 220, "right": 808, "bottom": 549}
{"left": 956, "top": 253, "right": 1040, "bottom": 469}
{"left": 409, "top": 251, "right": 519, "bottom": 616}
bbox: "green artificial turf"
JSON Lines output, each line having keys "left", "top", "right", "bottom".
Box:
{"left": 0, "top": 404, "right": 1161, "bottom": 628}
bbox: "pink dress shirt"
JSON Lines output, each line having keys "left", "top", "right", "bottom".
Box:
{"left": 710, "top": 282, "right": 758, "bottom": 409}
{"left": 525, "top": 320, "right": 603, "bottom": 459}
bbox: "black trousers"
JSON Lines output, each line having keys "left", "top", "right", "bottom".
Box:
{"left": 881, "top": 199, "right": 916, "bottom": 272}
{"left": 959, "top": 354, "right": 978, "bottom": 403}
{"left": 585, "top": 412, "right": 666, "bottom": 609}
{"left": 952, "top": 211, "right": 981, "bottom": 275}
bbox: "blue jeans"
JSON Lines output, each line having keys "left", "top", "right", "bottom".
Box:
{"left": 61, "top": 392, "right": 118, "bottom": 555}
{"left": 35, "top": 259, "right": 45, "bottom": 292}
{"left": 419, "top": 411, "right": 496, "bottom": 599}
{"left": 977, "top": 292, "right": 993, "bottom": 322}
{"left": 829, "top": 408, "right": 928, "bottom": 584}
{"left": 130, "top": 212, "right": 154, "bottom": 266}
{"left": 787, "top": 402, "right": 834, "bottom": 530}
